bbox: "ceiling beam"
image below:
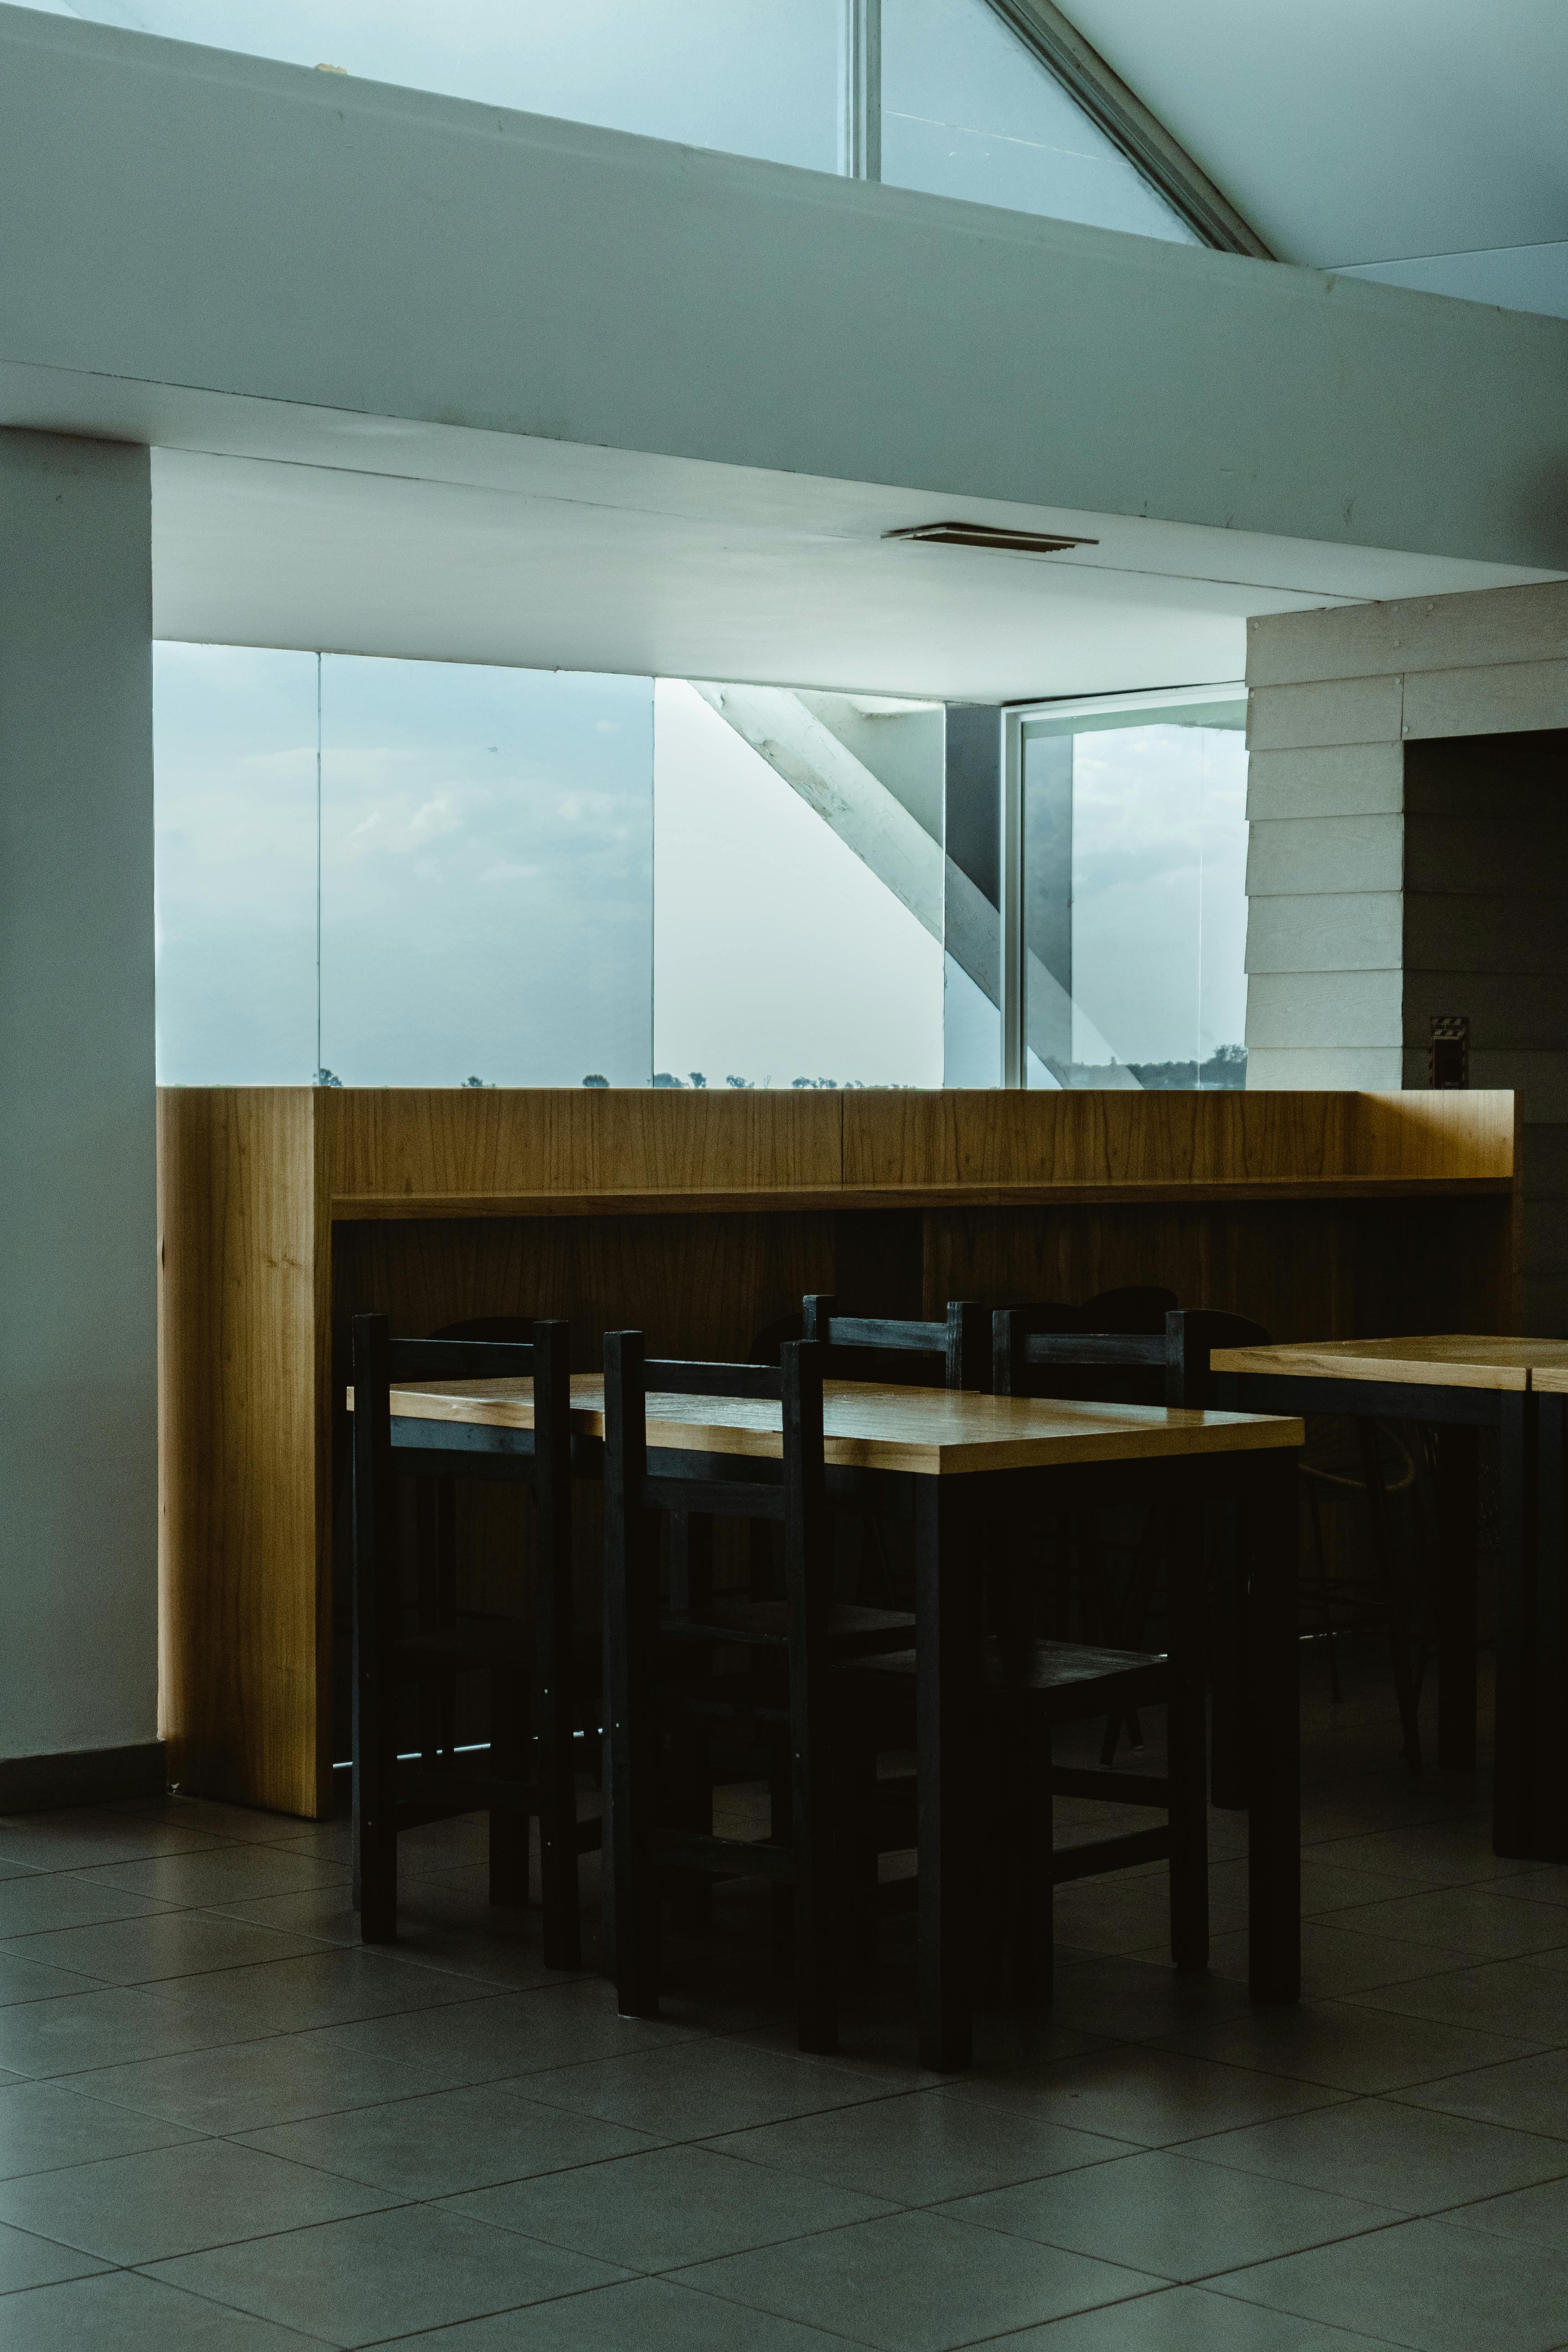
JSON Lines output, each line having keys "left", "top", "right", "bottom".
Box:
{"left": 986, "top": 0, "right": 1274, "bottom": 258}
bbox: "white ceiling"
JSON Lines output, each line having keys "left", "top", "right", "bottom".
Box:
{"left": 152, "top": 438, "right": 1553, "bottom": 702}
{"left": 1065, "top": 0, "right": 1568, "bottom": 267}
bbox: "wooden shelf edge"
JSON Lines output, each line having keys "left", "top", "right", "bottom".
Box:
{"left": 330, "top": 1175, "right": 1514, "bottom": 1222}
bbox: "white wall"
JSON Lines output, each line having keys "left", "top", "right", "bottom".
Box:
{"left": 0, "top": 431, "right": 158, "bottom": 1770}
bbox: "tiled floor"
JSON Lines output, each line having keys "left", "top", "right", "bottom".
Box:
{"left": 0, "top": 1643, "right": 1564, "bottom": 2349}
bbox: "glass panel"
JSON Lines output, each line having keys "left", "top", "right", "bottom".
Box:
{"left": 318, "top": 656, "right": 652, "bottom": 1086}
{"left": 1023, "top": 711, "right": 1248, "bottom": 1088}
{"left": 652, "top": 680, "right": 943, "bottom": 1090}
{"left": 153, "top": 643, "right": 318, "bottom": 1084}
{"left": 30, "top": 1, "right": 840, "bottom": 172}
{"left": 882, "top": 0, "right": 1199, "bottom": 242}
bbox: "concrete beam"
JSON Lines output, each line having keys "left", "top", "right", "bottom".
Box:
{"left": 1, "top": 6, "right": 1566, "bottom": 571}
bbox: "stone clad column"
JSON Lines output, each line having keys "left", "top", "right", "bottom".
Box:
{"left": 0, "top": 431, "right": 159, "bottom": 1794}
{"left": 1244, "top": 579, "right": 1568, "bottom": 1334}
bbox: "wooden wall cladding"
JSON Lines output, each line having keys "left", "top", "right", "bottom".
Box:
{"left": 845, "top": 1087, "right": 1514, "bottom": 1193}
{"left": 156, "top": 1085, "right": 1518, "bottom": 1816}
{"left": 157, "top": 1087, "right": 325, "bottom": 1818}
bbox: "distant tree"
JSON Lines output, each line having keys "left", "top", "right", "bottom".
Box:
{"left": 688, "top": 1072, "right": 707, "bottom": 1089}
{"left": 313, "top": 1067, "right": 342, "bottom": 1087}
{"left": 581, "top": 1073, "right": 610, "bottom": 1088}
{"left": 652, "top": 1071, "right": 685, "bottom": 1088}
{"left": 462, "top": 1075, "right": 492, "bottom": 1088}
{"left": 724, "top": 1075, "right": 755, "bottom": 1089}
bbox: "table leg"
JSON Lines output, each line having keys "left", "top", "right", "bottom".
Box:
{"left": 1209, "top": 1378, "right": 1247, "bottom": 1810}
{"left": 1493, "top": 1394, "right": 1535, "bottom": 1858}
{"left": 916, "top": 1475, "right": 974, "bottom": 2073}
{"left": 1245, "top": 1451, "right": 1300, "bottom": 2004}
{"left": 1434, "top": 1423, "right": 1480, "bottom": 1773}
{"left": 1167, "top": 1461, "right": 1209, "bottom": 1974}
{"left": 1535, "top": 1397, "right": 1568, "bottom": 1863}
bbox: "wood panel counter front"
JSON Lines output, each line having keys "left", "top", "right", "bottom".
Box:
{"left": 158, "top": 1086, "right": 1516, "bottom": 1815}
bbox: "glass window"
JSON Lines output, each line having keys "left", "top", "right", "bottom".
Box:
{"left": 319, "top": 657, "right": 652, "bottom": 1087}
{"left": 652, "top": 680, "right": 943, "bottom": 1090}
{"left": 153, "top": 644, "right": 318, "bottom": 1085}
{"left": 154, "top": 649, "right": 653, "bottom": 1086}
{"left": 31, "top": 1, "right": 841, "bottom": 174}
{"left": 1021, "top": 697, "right": 1247, "bottom": 1089}
{"left": 881, "top": 0, "right": 1199, "bottom": 242}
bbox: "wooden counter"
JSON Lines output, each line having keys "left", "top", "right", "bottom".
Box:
{"left": 157, "top": 1086, "right": 1516, "bottom": 1816}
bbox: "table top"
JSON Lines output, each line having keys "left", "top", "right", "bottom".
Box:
{"left": 1210, "top": 1334, "right": 1568, "bottom": 1393}
{"left": 375, "top": 1375, "right": 1303, "bottom": 1477}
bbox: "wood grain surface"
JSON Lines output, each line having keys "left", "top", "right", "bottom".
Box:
{"left": 371, "top": 1375, "right": 1304, "bottom": 1475}
{"left": 1210, "top": 1334, "right": 1568, "bottom": 1391}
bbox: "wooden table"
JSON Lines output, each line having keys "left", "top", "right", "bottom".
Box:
{"left": 383, "top": 1374, "right": 1305, "bottom": 2071}
{"left": 1211, "top": 1336, "right": 1568, "bottom": 1859}
{"left": 1521, "top": 1364, "right": 1568, "bottom": 1862}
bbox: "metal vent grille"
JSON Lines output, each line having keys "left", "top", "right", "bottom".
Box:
{"left": 882, "top": 521, "right": 1098, "bottom": 556}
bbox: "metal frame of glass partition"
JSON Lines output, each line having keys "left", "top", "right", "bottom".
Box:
{"left": 997, "top": 683, "right": 1246, "bottom": 1091}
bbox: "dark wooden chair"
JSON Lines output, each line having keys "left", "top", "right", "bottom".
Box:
{"left": 801, "top": 1295, "right": 990, "bottom": 1391}
{"left": 350, "top": 1312, "right": 589, "bottom": 1962}
{"left": 605, "top": 1332, "right": 873, "bottom": 2052}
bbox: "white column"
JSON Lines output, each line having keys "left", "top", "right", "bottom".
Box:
{"left": 0, "top": 431, "right": 159, "bottom": 1797}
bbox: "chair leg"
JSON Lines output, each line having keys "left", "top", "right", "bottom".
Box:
{"left": 1167, "top": 1468, "right": 1210, "bottom": 1974}
{"left": 487, "top": 1661, "right": 528, "bottom": 1911}
{"left": 1358, "top": 1423, "right": 1423, "bottom": 1773}
{"left": 1014, "top": 1709, "right": 1054, "bottom": 2007}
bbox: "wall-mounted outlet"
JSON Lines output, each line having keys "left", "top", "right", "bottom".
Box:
{"left": 1430, "top": 1014, "right": 1470, "bottom": 1089}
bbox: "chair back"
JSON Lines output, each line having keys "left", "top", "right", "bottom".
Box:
{"left": 349, "top": 1313, "right": 573, "bottom": 1644}
{"left": 994, "top": 1306, "right": 1270, "bottom": 1410}
{"left": 800, "top": 1294, "right": 988, "bottom": 1391}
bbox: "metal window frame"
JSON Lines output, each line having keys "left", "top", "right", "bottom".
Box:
{"left": 843, "top": 0, "right": 881, "bottom": 181}
{"left": 999, "top": 682, "right": 1245, "bottom": 1089}
{"left": 982, "top": 0, "right": 1273, "bottom": 259}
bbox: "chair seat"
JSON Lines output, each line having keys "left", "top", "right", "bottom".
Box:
{"left": 844, "top": 1636, "right": 1170, "bottom": 1725}
{"left": 664, "top": 1600, "right": 914, "bottom": 1657}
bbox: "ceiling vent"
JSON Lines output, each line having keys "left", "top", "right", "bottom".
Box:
{"left": 882, "top": 521, "right": 1097, "bottom": 556}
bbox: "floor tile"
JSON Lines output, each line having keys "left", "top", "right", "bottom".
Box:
{"left": 1304, "top": 1822, "right": 1535, "bottom": 1891}
{"left": 0, "top": 2077, "right": 200, "bottom": 2178}
{"left": 672, "top": 2207, "right": 1160, "bottom": 2352}
{"left": 706, "top": 2086, "right": 1128, "bottom": 2205}
{"left": 238, "top": 2081, "right": 662, "bottom": 2199}
{"left": 141, "top": 1944, "right": 492, "bottom": 2040}
{"left": 148, "top": 2201, "right": 632, "bottom": 2347}
{"left": 0, "top": 2267, "right": 330, "bottom": 2347}
{"left": 941, "top": 2146, "right": 1399, "bottom": 2280}
{"left": 1189, "top": 2096, "right": 1568, "bottom": 2214}
{"left": 1297, "top": 1858, "right": 1426, "bottom": 1918}
{"left": 0, "top": 1950, "right": 103, "bottom": 2010}
{"left": 1154, "top": 1999, "right": 1546, "bottom": 2094}
{"left": 1494, "top": 1865, "right": 1568, "bottom": 1912}
{"left": 81, "top": 1848, "right": 350, "bottom": 1907}
{"left": 0, "top": 2219, "right": 110, "bottom": 2294}
{"left": 73, "top": 2021, "right": 454, "bottom": 2133}
{"left": 0, "top": 1910, "right": 326, "bottom": 1987}
{"left": 303, "top": 1977, "right": 691, "bottom": 2094}
{"left": 984, "top": 2280, "right": 1403, "bottom": 2347}
{"left": 1394, "top": 2048, "right": 1568, "bottom": 2141}
{"left": 0, "top": 2135, "right": 395, "bottom": 2265}
{"left": 110, "top": 1795, "right": 320, "bottom": 1846}
{"left": 450, "top": 2141, "right": 897, "bottom": 2271}
{"left": 1209, "top": 2214, "right": 1568, "bottom": 2352}
{"left": 1034, "top": 1955, "right": 1254, "bottom": 2044}
{"left": 958, "top": 2047, "right": 1338, "bottom": 2147}
{"left": 528, "top": 2037, "right": 889, "bottom": 2140}
{"left": 0, "top": 1875, "right": 172, "bottom": 1939}
{"left": 1197, "top": 1921, "right": 1440, "bottom": 2000}
{"left": 1326, "top": 1887, "right": 1568, "bottom": 1963}
{"left": 1343, "top": 1954, "right": 1568, "bottom": 2044}
{"left": 386, "top": 2274, "right": 877, "bottom": 2349}
{"left": 206, "top": 1889, "right": 362, "bottom": 1948}
{"left": 0, "top": 1810, "right": 237, "bottom": 1873}
{"left": 0, "top": 1984, "right": 248, "bottom": 2078}
{"left": 1448, "top": 2172, "right": 1568, "bottom": 2252}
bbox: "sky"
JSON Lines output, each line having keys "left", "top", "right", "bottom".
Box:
{"left": 36, "top": 0, "right": 1194, "bottom": 242}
